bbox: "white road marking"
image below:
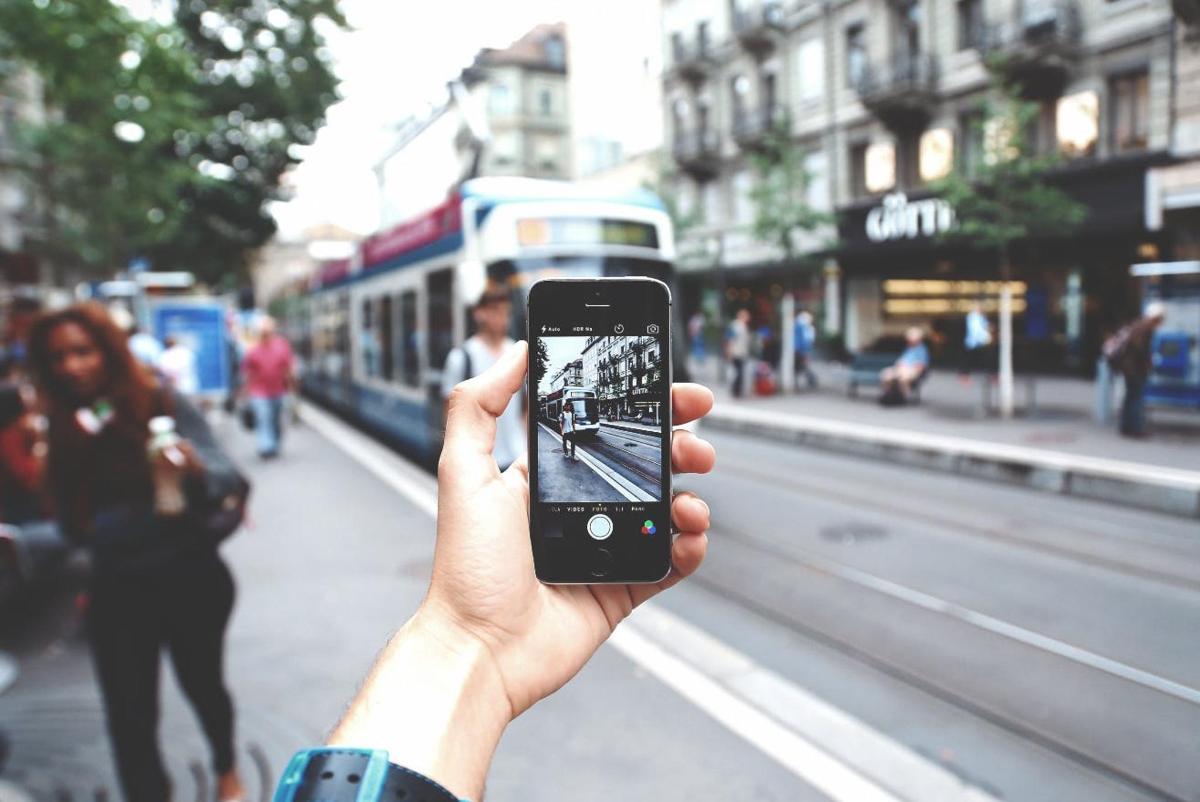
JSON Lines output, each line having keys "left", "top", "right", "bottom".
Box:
{"left": 298, "top": 401, "right": 999, "bottom": 801}
{"left": 538, "top": 422, "right": 655, "bottom": 503}
{"left": 299, "top": 403, "right": 438, "bottom": 518}
{"left": 789, "top": 547, "right": 1200, "bottom": 707}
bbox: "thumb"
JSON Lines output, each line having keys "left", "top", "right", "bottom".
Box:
{"left": 441, "top": 340, "right": 528, "bottom": 466}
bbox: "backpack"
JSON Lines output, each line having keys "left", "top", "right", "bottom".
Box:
{"left": 1102, "top": 324, "right": 1134, "bottom": 368}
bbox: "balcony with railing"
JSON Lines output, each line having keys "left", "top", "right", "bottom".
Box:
{"left": 732, "top": 1, "right": 786, "bottom": 55}
{"left": 669, "top": 30, "right": 716, "bottom": 85}
{"left": 982, "top": 0, "right": 1080, "bottom": 96}
{"left": 672, "top": 128, "right": 722, "bottom": 180}
{"left": 732, "top": 104, "right": 784, "bottom": 149}
{"left": 856, "top": 52, "right": 939, "bottom": 130}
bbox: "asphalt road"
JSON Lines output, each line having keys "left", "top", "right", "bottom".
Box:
{"left": 2, "top": 409, "right": 1198, "bottom": 801}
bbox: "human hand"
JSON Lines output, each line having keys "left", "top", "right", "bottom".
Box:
{"left": 328, "top": 341, "right": 716, "bottom": 798}
{"left": 427, "top": 340, "right": 715, "bottom": 716}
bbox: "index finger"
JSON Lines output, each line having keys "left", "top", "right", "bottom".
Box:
{"left": 672, "top": 383, "right": 713, "bottom": 426}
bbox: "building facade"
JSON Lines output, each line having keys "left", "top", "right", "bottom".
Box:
{"left": 662, "top": 0, "right": 1192, "bottom": 372}
{"left": 375, "top": 23, "right": 570, "bottom": 230}
{"left": 546, "top": 335, "right": 666, "bottom": 420}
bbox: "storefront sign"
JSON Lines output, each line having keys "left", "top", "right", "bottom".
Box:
{"left": 865, "top": 193, "right": 956, "bottom": 243}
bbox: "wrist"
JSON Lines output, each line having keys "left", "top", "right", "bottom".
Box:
{"left": 327, "top": 607, "right": 510, "bottom": 800}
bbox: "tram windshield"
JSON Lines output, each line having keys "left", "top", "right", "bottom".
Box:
{"left": 567, "top": 397, "right": 599, "bottom": 422}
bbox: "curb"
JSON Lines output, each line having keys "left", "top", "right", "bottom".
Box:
{"left": 703, "top": 405, "right": 1200, "bottom": 519}
{"left": 600, "top": 421, "right": 660, "bottom": 436}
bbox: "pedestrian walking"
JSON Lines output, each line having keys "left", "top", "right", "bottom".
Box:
{"left": 0, "top": 372, "right": 47, "bottom": 524}
{"left": 1104, "top": 302, "right": 1166, "bottom": 438}
{"left": 687, "top": 310, "right": 707, "bottom": 374}
{"left": 725, "top": 308, "right": 751, "bottom": 399}
{"left": 159, "top": 335, "right": 199, "bottom": 397}
{"left": 127, "top": 325, "right": 164, "bottom": 369}
{"left": 793, "top": 310, "right": 818, "bottom": 391}
{"left": 242, "top": 316, "right": 294, "bottom": 459}
{"left": 441, "top": 285, "right": 525, "bottom": 470}
{"left": 26, "top": 303, "right": 249, "bottom": 802}
{"left": 559, "top": 403, "right": 576, "bottom": 460}
{"left": 959, "top": 301, "right": 992, "bottom": 384}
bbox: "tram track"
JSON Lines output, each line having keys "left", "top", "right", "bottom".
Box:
{"left": 708, "top": 448, "right": 1200, "bottom": 592}
{"left": 585, "top": 426, "right": 663, "bottom": 487}
{"left": 690, "top": 520, "right": 1199, "bottom": 801}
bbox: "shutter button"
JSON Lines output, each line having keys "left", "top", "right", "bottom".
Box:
{"left": 586, "top": 514, "right": 614, "bottom": 540}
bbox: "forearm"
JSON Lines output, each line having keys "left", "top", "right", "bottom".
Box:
{"left": 327, "top": 608, "right": 511, "bottom": 801}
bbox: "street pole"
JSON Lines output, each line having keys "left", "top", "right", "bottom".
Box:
{"left": 780, "top": 290, "right": 795, "bottom": 395}
{"left": 998, "top": 252, "right": 1015, "bottom": 419}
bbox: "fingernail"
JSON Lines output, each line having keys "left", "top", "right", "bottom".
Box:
{"left": 692, "top": 496, "right": 709, "bottom": 518}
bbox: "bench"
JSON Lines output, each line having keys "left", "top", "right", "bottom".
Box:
{"left": 847, "top": 352, "right": 927, "bottom": 402}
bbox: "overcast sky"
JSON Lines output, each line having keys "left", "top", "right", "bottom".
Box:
{"left": 272, "top": 0, "right": 564, "bottom": 239}
{"left": 121, "top": 0, "right": 564, "bottom": 238}
{"left": 540, "top": 336, "right": 590, "bottom": 394}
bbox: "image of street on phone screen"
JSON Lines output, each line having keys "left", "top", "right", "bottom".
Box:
{"left": 534, "top": 334, "right": 665, "bottom": 503}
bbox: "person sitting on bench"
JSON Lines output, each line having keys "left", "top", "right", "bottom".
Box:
{"left": 880, "top": 327, "right": 929, "bottom": 404}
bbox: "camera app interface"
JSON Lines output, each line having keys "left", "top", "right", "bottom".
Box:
{"left": 533, "top": 321, "right": 668, "bottom": 561}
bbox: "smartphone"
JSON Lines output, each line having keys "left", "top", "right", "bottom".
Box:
{"left": 527, "top": 277, "right": 672, "bottom": 584}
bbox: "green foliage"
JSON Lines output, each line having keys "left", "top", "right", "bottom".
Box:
{"left": 533, "top": 336, "right": 549, "bottom": 391}
{"left": 747, "top": 114, "right": 835, "bottom": 263}
{"left": 932, "top": 76, "right": 1086, "bottom": 256}
{"left": 0, "top": 0, "right": 344, "bottom": 284}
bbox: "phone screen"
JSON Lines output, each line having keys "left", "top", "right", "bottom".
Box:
{"left": 527, "top": 279, "right": 672, "bottom": 583}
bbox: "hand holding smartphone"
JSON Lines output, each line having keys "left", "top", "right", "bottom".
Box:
{"left": 527, "top": 278, "right": 673, "bottom": 584}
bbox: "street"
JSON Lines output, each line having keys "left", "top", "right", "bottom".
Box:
{"left": 536, "top": 421, "right": 663, "bottom": 503}
{"left": 2, "top": 405, "right": 1197, "bottom": 801}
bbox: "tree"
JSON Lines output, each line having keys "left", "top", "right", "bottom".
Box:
{"left": 0, "top": 0, "right": 202, "bottom": 281}
{"left": 0, "top": 0, "right": 343, "bottom": 286}
{"left": 164, "top": 0, "right": 344, "bottom": 286}
{"left": 933, "top": 75, "right": 1086, "bottom": 418}
{"left": 747, "top": 116, "right": 835, "bottom": 266}
{"left": 533, "top": 336, "right": 550, "bottom": 393}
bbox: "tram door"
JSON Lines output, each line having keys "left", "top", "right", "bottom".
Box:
{"left": 426, "top": 268, "right": 455, "bottom": 454}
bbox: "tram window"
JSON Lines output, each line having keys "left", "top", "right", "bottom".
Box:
{"left": 400, "top": 290, "right": 419, "bottom": 387}
{"left": 426, "top": 269, "right": 454, "bottom": 371}
{"left": 360, "top": 298, "right": 376, "bottom": 378}
{"left": 379, "top": 294, "right": 394, "bottom": 381}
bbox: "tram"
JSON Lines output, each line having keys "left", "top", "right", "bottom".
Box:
{"left": 284, "top": 177, "right": 675, "bottom": 463}
{"left": 540, "top": 386, "right": 601, "bottom": 438}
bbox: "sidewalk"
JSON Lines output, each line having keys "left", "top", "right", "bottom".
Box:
{"left": 694, "top": 359, "right": 1200, "bottom": 518}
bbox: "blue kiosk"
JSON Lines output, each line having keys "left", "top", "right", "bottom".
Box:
{"left": 1132, "top": 261, "right": 1200, "bottom": 409}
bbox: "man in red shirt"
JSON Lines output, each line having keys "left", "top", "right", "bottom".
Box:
{"left": 242, "top": 316, "right": 294, "bottom": 458}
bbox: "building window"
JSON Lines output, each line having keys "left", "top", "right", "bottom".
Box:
{"left": 538, "top": 87, "right": 554, "bottom": 117}
{"left": 919, "top": 128, "right": 954, "bottom": 182}
{"left": 697, "top": 20, "right": 710, "bottom": 55}
{"left": 845, "top": 24, "right": 866, "bottom": 89}
{"left": 733, "top": 170, "right": 754, "bottom": 224}
{"left": 543, "top": 35, "right": 565, "bottom": 69}
{"left": 795, "top": 39, "right": 825, "bottom": 103}
{"left": 730, "top": 74, "right": 749, "bottom": 124}
{"left": 849, "top": 141, "right": 869, "bottom": 197}
{"left": 1110, "top": 70, "right": 1149, "bottom": 153}
{"left": 865, "top": 141, "right": 897, "bottom": 193}
{"left": 1057, "top": 90, "right": 1099, "bottom": 158}
{"left": 957, "top": 0, "right": 983, "bottom": 50}
{"left": 958, "top": 110, "right": 984, "bottom": 177}
{"left": 804, "top": 150, "right": 829, "bottom": 210}
{"left": 489, "top": 83, "right": 513, "bottom": 114}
